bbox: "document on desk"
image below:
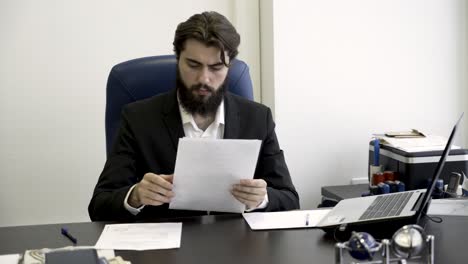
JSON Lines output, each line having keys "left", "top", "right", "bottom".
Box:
{"left": 378, "top": 135, "right": 460, "bottom": 152}
{"left": 0, "top": 254, "right": 20, "bottom": 264}
{"left": 427, "top": 199, "right": 468, "bottom": 216}
{"left": 94, "top": 223, "right": 182, "bottom": 251}
{"left": 169, "top": 138, "right": 261, "bottom": 213}
{"left": 243, "top": 209, "right": 332, "bottom": 230}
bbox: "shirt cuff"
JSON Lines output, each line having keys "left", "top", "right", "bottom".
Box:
{"left": 123, "top": 185, "right": 145, "bottom": 215}
{"left": 245, "top": 193, "right": 269, "bottom": 212}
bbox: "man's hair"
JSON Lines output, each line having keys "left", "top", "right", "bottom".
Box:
{"left": 173, "top": 11, "right": 240, "bottom": 66}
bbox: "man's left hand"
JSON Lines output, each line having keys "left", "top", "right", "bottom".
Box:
{"left": 231, "top": 179, "right": 267, "bottom": 209}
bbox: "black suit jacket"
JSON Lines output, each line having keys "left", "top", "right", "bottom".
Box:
{"left": 89, "top": 89, "right": 299, "bottom": 221}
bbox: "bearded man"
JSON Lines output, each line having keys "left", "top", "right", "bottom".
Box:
{"left": 88, "top": 11, "right": 299, "bottom": 221}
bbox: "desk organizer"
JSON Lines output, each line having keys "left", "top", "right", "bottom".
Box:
{"left": 334, "top": 225, "right": 434, "bottom": 264}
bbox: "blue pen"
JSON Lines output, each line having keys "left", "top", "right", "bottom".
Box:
{"left": 374, "top": 139, "right": 380, "bottom": 166}
{"left": 61, "top": 227, "right": 77, "bottom": 245}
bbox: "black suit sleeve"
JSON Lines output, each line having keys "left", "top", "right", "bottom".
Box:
{"left": 88, "top": 106, "right": 141, "bottom": 222}
{"left": 254, "top": 108, "right": 300, "bottom": 211}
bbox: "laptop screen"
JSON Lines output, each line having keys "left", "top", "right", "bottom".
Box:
{"left": 415, "top": 113, "right": 464, "bottom": 222}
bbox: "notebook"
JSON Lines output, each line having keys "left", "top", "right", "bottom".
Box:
{"left": 317, "top": 113, "right": 463, "bottom": 236}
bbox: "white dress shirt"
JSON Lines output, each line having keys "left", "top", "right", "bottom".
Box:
{"left": 124, "top": 99, "right": 268, "bottom": 215}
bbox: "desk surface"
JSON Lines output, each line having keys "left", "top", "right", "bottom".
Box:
{"left": 1, "top": 214, "right": 467, "bottom": 263}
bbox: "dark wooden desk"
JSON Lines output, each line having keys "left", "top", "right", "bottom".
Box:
{"left": 1, "top": 214, "right": 467, "bottom": 263}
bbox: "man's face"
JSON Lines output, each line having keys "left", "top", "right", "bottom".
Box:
{"left": 177, "top": 39, "right": 230, "bottom": 115}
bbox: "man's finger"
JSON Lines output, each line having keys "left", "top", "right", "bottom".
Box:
{"left": 233, "top": 185, "right": 266, "bottom": 196}
{"left": 140, "top": 194, "right": 162, "bottom": 206}
{"left": 141, "top": 192, "right": 172, "bottom": 205}
{"left": 232, "top": 195, "right": 258, "bottom": 209}
{"left": 146, "top": 186, "right": 175, "bottom": 198}
{"left": 146, "top": 174, "right": 173, "bottom": 190}
{"left": 231, "top": 189, "right": 263, "bottom": 202}
{"left": 160, "top": 174, "right": 174, "bottom": 183}
{"left": 240, "top": 179, "right": 267, "bottom": 187}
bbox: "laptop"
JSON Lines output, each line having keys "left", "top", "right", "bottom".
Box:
{"left": 317, "top": 113, "right": 464, "bottom": 237}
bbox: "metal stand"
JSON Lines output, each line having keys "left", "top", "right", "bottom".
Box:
{"left": 335, "top": 235, "right": 434, "bottom": 264}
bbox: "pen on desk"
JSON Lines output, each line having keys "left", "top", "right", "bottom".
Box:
{"left": 305, "top": 213, "right": 310, "bottom": 226}
{"left": 61, "top": 227, "right": 77, "bottom": 245}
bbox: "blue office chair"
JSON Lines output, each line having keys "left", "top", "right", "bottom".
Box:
{"left": 105, "top": 55, "right": 254, "bottom": 155}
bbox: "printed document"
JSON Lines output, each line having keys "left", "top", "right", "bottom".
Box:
{"left": 243, "top": 209, "right": 332, "bottom": 230}
{"left": 95, "top": 223, "right": 182, "bottom": 251}
{"left": 0, "top": 254, "right": 20, "bottom": 264}
{"left": 169, "top": 138, "right": 261, "bottom": 213}
{"left": 428, "top": 199, "right": 468, "bottom": 216}
{"left": 377, "top": 134, "right": 460, "bottom": 152}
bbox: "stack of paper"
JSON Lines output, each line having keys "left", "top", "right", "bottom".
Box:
{"left": 0, "top": 254, "right": 20, "bottom": 264}
{"left": 95, "top": 223, "right": 182, "bottom": 251}
{"left": 427, "top": 199, "right": 468, "bottom": 216}
{"left": 376, "top": 134, "right": 459, "bottom": 153}
{"left": 242, "top": 209, "right": 331, "bottom": 230}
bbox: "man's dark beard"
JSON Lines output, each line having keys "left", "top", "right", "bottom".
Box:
{"left": 177, "top": 70, "right": 226, "bottom": 116}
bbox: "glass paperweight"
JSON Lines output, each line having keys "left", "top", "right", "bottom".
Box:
{"left": 334, "top": 225, "right": 434, "bottom": 264}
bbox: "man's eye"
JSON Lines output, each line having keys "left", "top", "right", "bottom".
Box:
{"left": 187, "top": 62, "right": 200, "bottom": 68}
{"left": 209, "top": 66, "right": 223, "bottom": 71}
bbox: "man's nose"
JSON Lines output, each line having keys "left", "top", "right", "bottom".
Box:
{"left": 197, "top": 67, "right": 211, "bottom": 85}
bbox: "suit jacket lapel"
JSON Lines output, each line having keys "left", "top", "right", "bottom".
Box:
{"left": 162, "top": 89, "right": 185, "bottom": 150}
{"left": 223, "top": 93, "right": 240, "bottom": 139}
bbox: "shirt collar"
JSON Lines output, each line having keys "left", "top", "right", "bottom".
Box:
{"left": 177, "top": 94, "right": 225, "bottom": 128}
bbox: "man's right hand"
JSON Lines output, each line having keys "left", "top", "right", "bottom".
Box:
{"left": 128, "top": 173, "right": 174, "bottom": 208}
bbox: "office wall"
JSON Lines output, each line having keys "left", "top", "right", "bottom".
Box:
{"left": 465, "top": 2, "right": 468, "bottom": 146}
{"left": 0, "top": 0, "right": 260, "bottom": 227}
{"left": 262, "top": 0, "right": 467, "bottom": 209}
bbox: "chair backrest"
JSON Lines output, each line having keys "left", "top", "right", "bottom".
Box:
{"left": 105, "top": 55, "right": 254, "bottom": 154}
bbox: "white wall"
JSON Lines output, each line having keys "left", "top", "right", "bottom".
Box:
{"left": 259, "top": 0, "right": 275, "bottom": 113}
{"left": 0, "top": 0, "right": 260, "bottom": 227}
{"left": 464, "top": 2, "right": 468, "bottom": 146}
{"left": 265, "top": 0, "right": 468, "bottom": 209}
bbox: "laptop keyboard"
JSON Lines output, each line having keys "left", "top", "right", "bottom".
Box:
{"left": 359, "top": 192, "right": 413, "bottom": 220}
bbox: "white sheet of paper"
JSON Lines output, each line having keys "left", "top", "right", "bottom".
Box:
{"left": 94, "top": 223, "right": 182, "bottom": 251}
{"left": 380, "top": 135, "right": 460, "bottom": 152}
{"left": 428, "top": 199, "right": 468, "bottom": 216}
{"left": 0, "top": 254, "right": 20, "bottom": 264}
{"left": 169, "top": 138, "right": 262, "bottom": 213}
{"left": 243, "top": 209, "right": 332, "bottom": 230}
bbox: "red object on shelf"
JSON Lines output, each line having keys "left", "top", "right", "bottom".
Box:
{"left": 372, "top": 172, "right": 385, "bottom": 185}
{"left": 383, "top": 171, "right": 395, "bottom": 181}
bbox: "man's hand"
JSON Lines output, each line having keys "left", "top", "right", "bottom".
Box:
{"left": 231, "top": 179, "right": 267, "bottom": 209}
{"left": 128, "top": 173, "right": 174, "bottom": 208}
